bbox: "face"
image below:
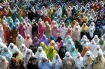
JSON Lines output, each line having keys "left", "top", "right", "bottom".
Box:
{"left": 38, "top": 50, "right": 42, "bottom": 52}
{"left": 87, "top": 55, "right": 90, "bottom": 57}
{"left": 56, "top": 55, "right": 58, "bottom": 59}
{"left": 10, "top": 45, "right": 13, "bottom": 49}
{"left": 27, "top": 36, "right": 30, "bottom": 39}
{"left": 97, "top": 48, "right": 99, "bottom": 51}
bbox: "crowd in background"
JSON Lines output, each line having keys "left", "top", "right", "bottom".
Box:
{"left": 0, "top": 0, "right": 105, "bottom": 69}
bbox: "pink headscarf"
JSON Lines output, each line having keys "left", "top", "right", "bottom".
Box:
{"left": 52, "top": 25, "right": 59, "bottom": 39}
{"left": 37, "top": 22, "right": 45, "bottom": 39}
{"left": 58, "top": 40, "right": 64, "bottom": 50}
{"left": 65, "top": 28, "right": 73, "bottom": 38}
{"left": 24, "top": 34, "right": 32, "bottom": 48}
{"left": 48, "top": 40, "right": 58, "bottom": 50}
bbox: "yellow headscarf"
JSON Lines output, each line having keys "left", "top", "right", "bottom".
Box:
{"left": 81, "top": 23, "right": 89, "bottom": 32}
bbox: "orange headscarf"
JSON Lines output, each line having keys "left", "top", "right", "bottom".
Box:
{"left": 81, "top": 46, "right": 90, "bottom": 57}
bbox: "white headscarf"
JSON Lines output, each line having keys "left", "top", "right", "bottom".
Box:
{"left": 89, "top": 22, "right": 95, "bottom": 30}
{"left": 0, "top": 43, "right": 7, "bottom": 52}
{"left": 93, "top": 35, "right": 100, "bottom": 43}
{"left": 74, "top": 52, "right": 84, "bottom": 69}
{"left": 8, "top": 43, "right": 18, "bottom": 54}
{"left": 101, "top": 34, "right": 105, "bottom": 41}
{"left": 81, "top": 39, "right": 89, "bottom": 48}
{"left": 35, "top": 46, "right": 47, "bottom": 61}
{"left": 19, "top": 44, "right": 27, "bottom": 58}
{"left": 81, "top": 35, "right": 89, "bottom": 43}
{"left": 89, "top": 40, "right": 97, "bottom": 53}
{"left": 0, "top": 38, "right": 2, "bottom": 43}
{"left": 16, "top": 34, "right": 24, "bottom": 48}
{"left": 63, "top": 52, "right": 73, "bottom": 60}
{"left": 83, "top": 51, "right": 94, "bottom": 61}
{"left": 52, "top": 54, "right": 62, "bottom": 65}
{"left": 93, "top": 45, "right": 103, "bottom": 57}
{"left": 89, "top": 27, "right": 94, "bottom": 38}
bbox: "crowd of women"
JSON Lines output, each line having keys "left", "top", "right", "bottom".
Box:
{"left": 0, "top": 0, "right": 105, "bottom": 69}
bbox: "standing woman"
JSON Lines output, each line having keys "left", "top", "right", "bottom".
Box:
{"left": 52, "top": 54, "right": 62, "bottom": 69}
{"left": 62, "top": 52, "right": 76, "bottom": 69}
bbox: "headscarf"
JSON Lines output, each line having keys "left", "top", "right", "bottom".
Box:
{"left": 74, "top": 52, "right": 84, "bottom": 69}
{"left": 70, "top": 46, "right": 77, "bottom": 58}
{"left": 58, "top": 45, "right": 67, "bottom": 59}
{"left": 0, "top": 56, "right": 8, "bottom": 69}
{"left": 83, "top": 51, "right": 94, "bottom": 61}
{"left": 35, "top": 47, "right": 47, "bottom": 61}
{"left": 93, "top": 45, "right": 103, "bottom": 57}
{"left": 47, "top": 46, "right": 57, "bottom": 61}
{"left": 19, "top": 44, "right": 27, "bottom": 58}
{"left": 89, "top": 40, "right": 97, "bottom": 53}
{"left": 93, "top": 35, "right": 100, "bottom": 44}
{"left": 48, "top": 40, "right": 58, "bottom": 50}
{"left": 65, "top": 28, "right": 73, "bottom": 37}
{"left": 58, "top": 40, "right": 64, "bottom": 50}
{"left": 8, "top": 43, "right": 18, "bottom": 54}
{"left": 32, "top": 37, "right": 40, "bottom": 48}
{"left": 81, "top": 35, "right": 89, "bottom": 43}
{"left": 63, "top": 52, "right": 73, "bottom": 59}
{"left": 81, "top": 23, "right": 89, "bottom": 32}
{"left": 66, "top": 39, "right": 75, "bottom": 53}
{"left": 52, "top": 54, "right": 62, "bottom": 65}
{"left": 24, "top": 34, "right": 32, "bottom": 48}
{"left": 40, "top": 34, "right": 48, "bottom": 46}
{"left": 16, "top": 34, "right": 24, "bottom": 48}
{"left": 64, "top": 35, "right": 72, "bottom": 44}
{"left": 1, "top": 47, "right": 12, "bottom": 61}
{"left": 81, "top": 46, "right": 90, "bottom": 57}
{"left": 40, "top": 42, "right": 48, "bottom": 54}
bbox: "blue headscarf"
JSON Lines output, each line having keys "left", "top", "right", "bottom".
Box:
{"left": 1, "top": 47, "right": 12, "bottom": 61}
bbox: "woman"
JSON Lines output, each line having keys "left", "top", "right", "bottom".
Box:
{"left": 24, "top": 34, "right": 32, "bottom": 48}
{"left": 59, "top": 23, "right": 67, "bottom": 39}
{"left": 27, "top": 57, "right": 38, "bottom": 69}
{"left": 25, "top": 23, "right": 32, "bottom": 38}
{"left": 40, "top": 42, "right": 48, "bottom": 54}
{"left": 1, "top": 47, "right": 12, "bottom": 62}
{"left": 92, "top": 35, "right": 100, "bottom": 44}
{"left": 52, "top": 54, "right": 62, "bottom": 69}
{"left": 64, "top": 35, "right": 72, "bottom": 44}
{"left": 32, "top": 37, "right": 40, "bottom": 48}
{"left": 65, "top": 39, "right": 75, "bottom": 53}
{"left": 37, "top": 22, "right": 45, "bottom": 39}
{"left": 83, "top": 51, "right": 94, "bottom": 69}
{"left": 58, "top": 40, "right": 64, "bottom": 50}
{"left": 92, "top": 52, "right": 105, "bottom": 69}
{"left": 35, "top": 47, "right": 47, "bottom": 62}
{"left": 0, "top": 56, "right": 9, "bottom": 69}
{"left": 40, "top": 34, "right": 48, "bottom": 46}
{"left": 81, "top": 46, "right": 90, "bottom": 57}
{"left": 48, "top": 40, "right": 58, "bottom": 50}
{"left": 62, "top": 52, "right": 75, "bottom": 69}
{"left": 9, "top": 57, "right": 20, "bottom": 69}
{"left": 47, "top": 46, "right": 57, "bottom": 61}
{"left": 74, "top": 52, "right": 84, "bottom": 69}
{"left": 65, "top": 28, "right": 73, "bottom": 38}
{"left": 52, "top": 25, "right": 59, "bottom": 40}
{"left": 45, "top": 22, "right": 51, "bottom": 39}
{"left": 81, "top": 23, "right": 89, "bottom": 38}
{"left": 18, "top": 23, "right": 26, "bottom": 39}
{"left": 58, "top": 45, "right": 67, "bottom": 60}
